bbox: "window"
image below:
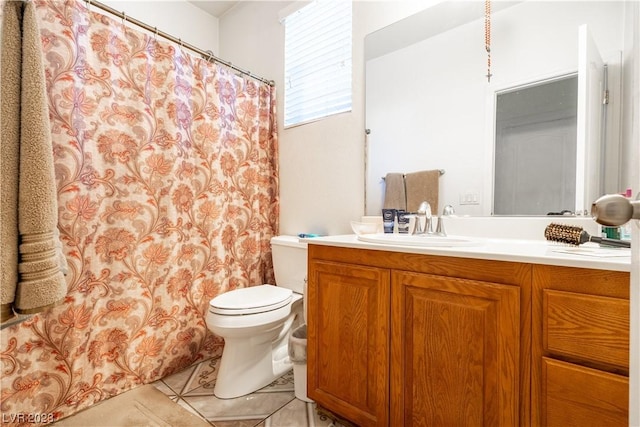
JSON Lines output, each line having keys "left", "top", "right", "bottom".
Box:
{"left": 283, "top": 0, "right": 352, "bottom": 127}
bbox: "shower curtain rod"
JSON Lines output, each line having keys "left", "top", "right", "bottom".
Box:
{"left": 83, "top": 0, "right": 275, "bottom": 86}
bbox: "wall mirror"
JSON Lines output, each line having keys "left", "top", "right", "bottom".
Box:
{"left": 364, "top": 0, "right": 627, "bottom": 217}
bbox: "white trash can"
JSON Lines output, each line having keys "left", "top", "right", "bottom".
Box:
{"left": 288, "top": 324, "right": 313, "bottom": 402}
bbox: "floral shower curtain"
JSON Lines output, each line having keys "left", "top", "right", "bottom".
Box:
{"left": 0, "top": 0, "right": 278, "bottom": 423}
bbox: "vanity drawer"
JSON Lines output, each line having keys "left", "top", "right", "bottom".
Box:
{"left": 541, "top": 357, "right": 628, "bottom": 427}
{"left": 542, "top": 289, "right": 629, "bottom": 369}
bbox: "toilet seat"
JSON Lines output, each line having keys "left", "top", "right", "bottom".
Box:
{"left": 209, "top": 284, "right": 293, "bottom": 315}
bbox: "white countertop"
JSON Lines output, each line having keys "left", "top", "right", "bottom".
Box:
{"left": 303, "top": 234, "right": 631, "bottom": 272}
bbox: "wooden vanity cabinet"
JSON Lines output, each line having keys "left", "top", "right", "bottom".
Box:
{"left": 532, "top": 265, "right": 630, "bottom": 427}
{"left": 307, "top": 244, "right": 532, "bottom": 427}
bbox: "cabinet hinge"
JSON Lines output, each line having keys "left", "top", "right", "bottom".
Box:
{"left": 603, "top": 89, "right": 609, "bottom": 105}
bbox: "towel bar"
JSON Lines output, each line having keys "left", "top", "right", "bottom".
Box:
{"left": 381, "top": 169, "right": 445, "bottom": 180}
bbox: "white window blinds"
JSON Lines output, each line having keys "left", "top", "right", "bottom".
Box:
{"left": 284, "top": 0, "right": 352, "bottom": 127}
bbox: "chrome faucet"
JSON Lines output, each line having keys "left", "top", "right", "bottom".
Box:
{"left": 434, "top": 205, "right": 455, "bottom": 236}
{"left": 413, "top": 201, "right": 432, "bottom": 235}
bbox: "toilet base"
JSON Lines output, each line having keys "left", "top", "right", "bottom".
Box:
{"left": 213, "top": 313, "right": 297, "bottom": 399}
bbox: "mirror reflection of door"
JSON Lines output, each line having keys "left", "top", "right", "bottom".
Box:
{"left": 576, "top": 24, "right": 606, "bottom": 215}
{"left": 494, "top": 24, "right": 607, "bottom": 216}
{"left": 493, "top": 76, "right": 578, "bottom": 215}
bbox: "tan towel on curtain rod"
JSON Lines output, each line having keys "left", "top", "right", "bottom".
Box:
{"left": 0, "top": 0, "right": 21, "bottom": 323}
{"left": 382, "top": 173, "right": 406, "bottom": 211}
{"left": 0, "top": 0, "right": 67, "bottom": 323}
{"left": 405, "top": 169, "right": 440, "bottom": 213}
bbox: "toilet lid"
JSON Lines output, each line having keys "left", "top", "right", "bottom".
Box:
{"left": 209, "top": 284, "right": 293, "bottom": 315}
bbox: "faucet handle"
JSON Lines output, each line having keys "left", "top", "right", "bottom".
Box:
{"left": 418, "top": 201, "right": 431, "bottom": 216}
{"left": 434, "top": 216, "right": 446, "bottom": 236}
{"left": 412, "top": 215, "right": 423, "bottom": 234}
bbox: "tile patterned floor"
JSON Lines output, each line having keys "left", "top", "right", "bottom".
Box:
{"left": 152, "top": 357, "right": 346, "bottom": 427}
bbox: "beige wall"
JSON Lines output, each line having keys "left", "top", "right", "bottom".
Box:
{"left": 101, "top": 0, "right": 220, "bottom": 54}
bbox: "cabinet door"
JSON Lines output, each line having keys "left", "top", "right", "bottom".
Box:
{"left": 308, "top": 260, "right": 390, "bottom": 427}
{"left": 541, "top": 357, "right": 628, "bottom": 427}
{"left": 391, "top": 271, "right": 520, "bottom": 427}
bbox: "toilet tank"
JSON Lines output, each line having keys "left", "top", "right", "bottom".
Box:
{"left": 271, "top": 236, "right": 307, "bottom": 294}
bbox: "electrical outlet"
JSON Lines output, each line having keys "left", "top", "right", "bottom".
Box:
{"left": 459, "top": 192, "right": 480, "bottom": 205}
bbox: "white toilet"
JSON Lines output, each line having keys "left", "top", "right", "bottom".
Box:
{"left": 206, "top": 235, "right": 307, "bottom": 399}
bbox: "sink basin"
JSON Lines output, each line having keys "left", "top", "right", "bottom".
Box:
{"left": 356, "top": 233, "right": 481, "bottom": 248}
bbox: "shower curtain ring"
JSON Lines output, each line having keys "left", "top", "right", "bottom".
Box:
{"left": 206, "top": 50, "right": 214, "bottom": 62}
{"left": 154, "top": 27, "right": 158, "bottom": 40}
{"left": 122, "top": 11, "right": 126, "bottom": 24}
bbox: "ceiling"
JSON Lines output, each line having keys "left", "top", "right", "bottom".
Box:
{"left": 187, "top": 1, "right": 239, "bottom": 17}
